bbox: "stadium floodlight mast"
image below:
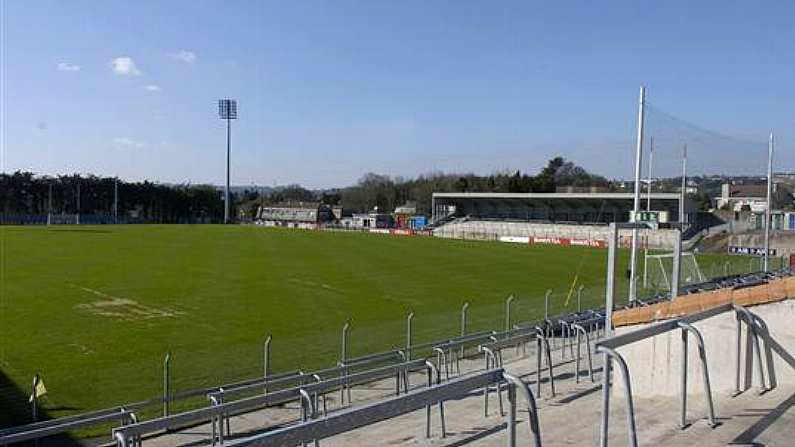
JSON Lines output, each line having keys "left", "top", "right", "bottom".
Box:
{"left": 218, "top": 99, "right": 238, "bottom": 224}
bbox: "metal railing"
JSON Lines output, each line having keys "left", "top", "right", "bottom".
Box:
{"left": 219, "top": 368, "right": 542, "bottom": 447}
{"left": 0, "top": 407, "right": 138, "bottom": 446}
{"left": 596, "top": 303, "right": 794, "bottom": 447}
{"left": 5, "top": 296, "right": 606, "bottom": 446}
{"left": 113, "top": 359, "right": 439, "bottom": 447}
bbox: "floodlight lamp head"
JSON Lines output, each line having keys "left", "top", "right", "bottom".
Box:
{"left": 218, "top": 99, "right": 238, "bottom": 119}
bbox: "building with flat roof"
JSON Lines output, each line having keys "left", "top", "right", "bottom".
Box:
{"left": 431, "top": 192, "right": 691, "bottom": 225}
{"left": 257, "top": 202, "right": 337, "bottom": 229}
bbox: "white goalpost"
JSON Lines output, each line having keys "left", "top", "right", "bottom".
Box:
{"left": 47, "top": 214, "right": 79, "bottom": 225}
{"left": 643, "top": 250, "right": 704, "bottom": 291}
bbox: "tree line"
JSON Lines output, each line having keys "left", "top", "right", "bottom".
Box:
{"left": 240, "top": 157, "right": 611, "bottom": 217}
{"left": 0, "top": 172, "right": 227, "bottom": 223}
{"left": 2, "top": 157, "right": 611, "bottom": 223}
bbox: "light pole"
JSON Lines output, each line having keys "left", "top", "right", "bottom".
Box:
{"left": 218, "top": 99, "right": 238, "bottom": 224}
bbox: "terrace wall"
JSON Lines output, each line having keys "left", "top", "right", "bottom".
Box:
{"left": 612, "top": 277, "right": 795, "bottom": 398}
{"left": 433, "top": 219, "right": 679, "bottom": 248}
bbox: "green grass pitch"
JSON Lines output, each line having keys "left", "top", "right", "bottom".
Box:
{"left": 0, "top": 224, "right": 745, "bottom": 427}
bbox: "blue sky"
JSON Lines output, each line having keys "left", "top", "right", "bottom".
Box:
{"left": 1, "top": 0, "right": 793, "bottom": 188}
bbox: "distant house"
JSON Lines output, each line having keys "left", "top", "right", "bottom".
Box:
{"left": 714, "top": 183, "right": 768, "bottom": 212}
{"left": 350, "top": 212, "right": 392, "bottom": 229}
{"left": 257, "top": 202, "right": 337, "bottom": 229}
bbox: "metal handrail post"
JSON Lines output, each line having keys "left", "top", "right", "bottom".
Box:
{"left": 505, "top": 295, "right": 515, "bottom": 334}
{"left": 534, "top": 327, "right": 555, "bottom": 397}
{"left": 560, "top": 321, "right": 569, "bottom": 360}
{"left": 422, "top": 361, "right": 445, "bottom": 438}
{"left": 745, "top": 310, "right": 778, "bottom": 390}
{"left": 677, "top": 322, "right": 717, "bottom": 428}
{"left": 596, "top": 345, "right": 638, "bottom": 447}
{"left": 507, "top": 381, "right": 517, "bottom": 447}
{"left": 733, "top": 306, "right": 768, "bottom": 394}
{"left": 163, "top": 352, "right": 171, "bottom": 418}
{"left": 544, "top": 290, "right": 554, "bottom": 349}
{"left": 679, "top": 327, "right": 689, "bottom": 429}
{"left": 503, "top": 372, "right": 542, "bottom": 447}
{"left": 340, "top": 321, "right": 351, "bottom": 404}
{"left": 460, "top": 302, "right": 470, "bottom": 359}
{"left": 433, "top": 347, "right": 450, "bottom": 381}
{"left": 263, "top": 334, "right": 272, "bottom": 394}
{"left": 480, "top": 346, "right": 504, "bottom": 417}
{"left": 406, "top": 311, "right": 414, "bottom": 361}
{"left": 572, "top": 324, "right": 594, "bottom": 383}
{"left": 732, "top": 313, "right": 743, "bottom": 397}
{"left": 298, "top": 388, "right": 318, "bottom": 447}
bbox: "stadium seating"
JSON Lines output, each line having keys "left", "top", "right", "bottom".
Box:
{"left": 433, "top": 219, "right": 680, "bottom": 248}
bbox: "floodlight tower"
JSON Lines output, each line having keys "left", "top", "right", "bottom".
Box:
{"left": 218, "top": 99, "right": 238, "bottom": 224}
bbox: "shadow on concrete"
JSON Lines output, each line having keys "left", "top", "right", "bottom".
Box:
{"left": 728, "top": 391, "right": 795, "bottom": 446}
{"left": 0, "top": 370, "right": 82, "bottom": 446}
{"left": 444, "top": 422, "right": 507, "bottom": 446}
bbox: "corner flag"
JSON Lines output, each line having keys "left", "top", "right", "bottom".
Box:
{"left": 29, "top": 376, "right": 47, "bottom": 402}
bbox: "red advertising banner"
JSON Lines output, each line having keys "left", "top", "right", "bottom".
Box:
{"left": 389, "top": 229, "right": 414, "bottom": 236}
{"left": 529, "top": 236, "right": 606, "bottom": 249}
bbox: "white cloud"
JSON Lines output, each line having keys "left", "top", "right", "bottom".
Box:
{"left": 57, "top": 62, "right": 80, "bottom": 72}
{"left": 111, "top": 57, "right": 142, "bottom": 76}
{"left": 113, "top": 137, "right": 147, "bottom": 149}
{"left": 143, "top": 84, "right": 161, "bottom": 92}
{"left": 174, "top": 50, "right": 197, "bottom": 64}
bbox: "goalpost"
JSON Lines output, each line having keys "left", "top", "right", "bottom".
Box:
{"left": 643, "top": 250, "right": 705, "bottom": 291}
{"left": 48, "top": 214, "right": 79, "bottom": 225}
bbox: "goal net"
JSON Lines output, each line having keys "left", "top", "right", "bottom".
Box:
{"left": 48, "top": 214, "right": 79, "bottom": 225}
{"left": 643, "top": 251, "right": 705, "bottom": 292}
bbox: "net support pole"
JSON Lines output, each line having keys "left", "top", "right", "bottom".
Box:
{"left": 605, "top": 223, "right": 619, "bottom": 336}
{"left": 680, "top": 145, "right": 687, "bottom": 230}
{"left": 647, "top": 137, "right": 654, "bottom": 212}
{"left": 764, "top": 132, "right": 774, "bottom": 272}
{"left": 629, "top": 86, "right": 646, "bottom": 304}
{"left": 671, "top": 228, "right": 682, "bottom": 299}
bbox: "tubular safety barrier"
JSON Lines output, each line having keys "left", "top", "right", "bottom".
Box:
{"left": 596, "top": 303, "right": 795, "bottom": 447}
{"left": 219, "top": 368, "right": 542, "bottom": 447}
{"left": 113, "top": 360, "right": 439, "bottom": 447}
